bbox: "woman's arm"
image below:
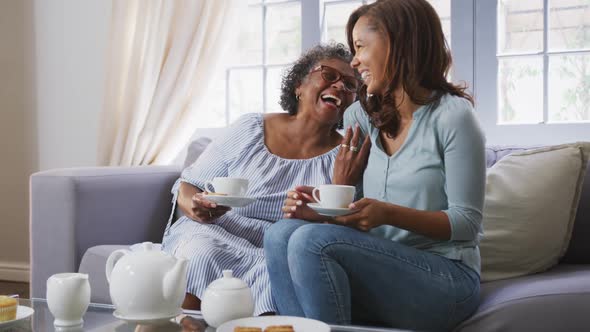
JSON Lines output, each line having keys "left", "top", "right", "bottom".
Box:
{"left": 177, "top": 182, "right": 201, "bottom": 217}
{"left": 177, "top": 181, "right": 231, "bottom": 223}
{"left": 333, "top": 102, "right": 371, "bottom": 196}
{"left": 334, "top": 100, "right": 486, "bottom": 241}
{"left": 389, "top": 207, "right": 452, "bottom": 240}
{"left": 437, "top": 101, "right": 486, "bottom": 241}
{"left": 332, "top": 198, "right": 452, "bottom": 239}
{"left": 171, "top": 115, "right": 261, "bottom": 223}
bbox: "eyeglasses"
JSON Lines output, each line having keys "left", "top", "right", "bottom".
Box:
{"left": 310, "top": 65, "right": 359, "bottom": 93}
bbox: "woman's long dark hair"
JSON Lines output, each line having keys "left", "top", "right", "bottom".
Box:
{"left": 346, "top": 0, "right": 474, "bottom": 138}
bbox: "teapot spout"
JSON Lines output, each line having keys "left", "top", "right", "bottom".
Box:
{"left": 163, "top": 257, "right": 188, "bottom": 302}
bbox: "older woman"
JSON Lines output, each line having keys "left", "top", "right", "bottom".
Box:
{"left": 161, "top": 43, "right": 358, "bottom": 315}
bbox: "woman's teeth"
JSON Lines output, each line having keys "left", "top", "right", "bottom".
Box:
{"left": 321, "top": 94, "right": 342, "bottom": 106}
{"left": 361, "top": 71, "right": 370, "bottom": 81}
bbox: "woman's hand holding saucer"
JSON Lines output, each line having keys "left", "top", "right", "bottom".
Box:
{"left": 282, "top": 185, "right": 328, "bottom": 222}
{"left": 187, "top": 192, "right": 231, "bottom": 223}
{"left": 333, "top": 124, "right": 371, "bottom": 185}
{"left": 332, "top": 198, "right": 391, "bottom": 231}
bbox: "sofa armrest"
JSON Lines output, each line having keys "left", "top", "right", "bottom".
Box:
{"left": 30, "top": 166, "right": 181, "bottom": 299}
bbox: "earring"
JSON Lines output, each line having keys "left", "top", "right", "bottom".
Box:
{"left": 296, "top": 94, "right": 301, "bottom": 101}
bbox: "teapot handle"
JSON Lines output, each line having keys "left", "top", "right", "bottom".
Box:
{"left": 105, "top": 249, "right": 131, "bottom": 284}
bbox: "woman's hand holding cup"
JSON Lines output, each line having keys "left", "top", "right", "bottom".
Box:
{"left": 282, "top": 185, "right": 328, "bottom": 222}
{"left": 187, "top": 192, "right": 231, "bottom": 223}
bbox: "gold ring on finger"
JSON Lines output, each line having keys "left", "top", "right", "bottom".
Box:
{"left": 349, "top": 145, "right": 359, "bottom": 152}
{"left": 340, "top": 144, "right": 349, "bottom": 148}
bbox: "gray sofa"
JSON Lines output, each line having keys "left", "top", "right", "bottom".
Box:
{"left": 30, "top": 146, "right": 590, "bottom": 331}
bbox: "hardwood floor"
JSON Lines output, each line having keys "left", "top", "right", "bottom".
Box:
{"left": 0, "top": 281, "right": 29, "bottom": 299}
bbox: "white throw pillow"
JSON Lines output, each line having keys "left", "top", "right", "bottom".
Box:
{"left": 480, "top": 142, "right": 590, "bottom": 282}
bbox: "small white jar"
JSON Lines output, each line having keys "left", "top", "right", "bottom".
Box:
{"left": 201, "top": 270, "right": 255, "bottom": 327}
{"left": 46, "top": 273, "right": 91, "bottom": 327}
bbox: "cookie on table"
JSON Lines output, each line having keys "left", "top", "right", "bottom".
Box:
{"left": 234, "top": 327, "right": 262, "bottom": 332}
{"left": 264, "top": 325, "right": 295, "bottom": 332}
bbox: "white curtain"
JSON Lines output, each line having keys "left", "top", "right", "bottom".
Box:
{"left": 98, "top": 0, "right": 242, "bottom": 166}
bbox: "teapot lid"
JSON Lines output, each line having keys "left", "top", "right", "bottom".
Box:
{"left": 207, "top": 270, "right": 248, "bottom": 290}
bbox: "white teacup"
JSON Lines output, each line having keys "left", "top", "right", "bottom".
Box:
{"left": 46, "top": 273, "right": 91, "bottom": 327}
{"left": 312, "top": 184, "right": 356, "bottom": 209}
{"left": 204, "top": 177, "right": 249, "bottom": 197}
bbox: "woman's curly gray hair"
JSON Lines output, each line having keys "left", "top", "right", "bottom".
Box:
{"left": 279, "top": 43, "right": 354, "bottom": 115}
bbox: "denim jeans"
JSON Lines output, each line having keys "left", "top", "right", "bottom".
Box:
{"left": 264, "top": 219, "right": 480, "bottom": 331}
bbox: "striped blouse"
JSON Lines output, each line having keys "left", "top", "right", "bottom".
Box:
{"left": 162, "top": 113, "right": 338, "bottom": 315}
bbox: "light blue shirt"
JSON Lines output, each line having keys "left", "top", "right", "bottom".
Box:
{"left": 343, "top": 93, "right": 486, "bottom": 274}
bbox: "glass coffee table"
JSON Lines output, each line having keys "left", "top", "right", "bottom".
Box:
{"left": 6, "top": 298, "right": 406, "bottom": 332}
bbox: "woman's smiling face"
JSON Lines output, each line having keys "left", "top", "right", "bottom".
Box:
{"left": 296, "top": 58, "right": 357, "bottom": 126}
{"left": 350, "top": 15, "right": 390, "bottom": 95}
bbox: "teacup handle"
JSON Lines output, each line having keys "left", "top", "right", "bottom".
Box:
{"left": 312, "top": 187, "right": 322, "bottom": 204}
{"left": 204, "top": 181, "right": 215, "bottom": 194}
{"left": 105, "top": 249, "right": 131, "bottom": 284}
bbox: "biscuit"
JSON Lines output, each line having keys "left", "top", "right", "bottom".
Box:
{"left": 234, "top": 327, "right": 262, "bottom": 332}
{"left": 264, "top": 325, "right": 294, "bottom": 332}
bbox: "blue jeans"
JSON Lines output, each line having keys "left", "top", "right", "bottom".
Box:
{"left": 264, "top": 219, "right": 480, "bottom": 331}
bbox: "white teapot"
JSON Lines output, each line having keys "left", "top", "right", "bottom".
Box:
{"left": 105, "top": 242, "right": 188, "bottom": 320}
{"left": 201, "top": 270, "right": 255, "bottom": 327}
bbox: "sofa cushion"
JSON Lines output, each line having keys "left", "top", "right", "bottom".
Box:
{"left": 486, "top": 145, "right": 590, "bottom": 264}
{"left": 480, "top": 143, "right": 590, "bottom": 282}
{"left": 78, "top": 245, "right": 129, "bottom": 304}
{"left": 183, "top": 137, "right": 212, "bottom": 168}
{"left": 562, "top": 158, "right": 590, "bottom": 264}
{"left": 456, "top": 264, "right": 590, "bottom": 332}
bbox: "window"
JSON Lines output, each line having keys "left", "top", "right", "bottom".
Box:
{"left": 198, "top": 0, "right": 455, "bottom": 129}
{"left": 199, "top": 0, "right": 302, "bottom": 128}
{"left": 322, "top": 0, "right": 365, "bottom": 45}
{"left": 476, "top": 0, "right": 590, "bottom": 145}
{"left": 497, "top": 0, "right": 590, "bottom": 124}
{"left": 197, "top": 0, "right": 587, "bottom": 147}
{"left": 321, "top": 0, "right": 450, "bottom": 45}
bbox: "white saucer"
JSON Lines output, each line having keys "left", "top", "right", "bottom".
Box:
{"left": 113, "top": 310, "right": 182, "bottom": 325}
{"left": 202, "top": 194, "right": 256, "bottom": 207}
{"left": 217, "top": 316, "right": 330, "bottom": 332}
{"left": 0, "top": 305, "right": 34, "bottom": 328}
{"left": 308, "top": 203, "right": 355, "bottom": 217}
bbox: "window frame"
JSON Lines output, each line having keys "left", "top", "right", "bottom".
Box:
{"left": 221, "top": 0, "right": 590, "bottom": 146}
{"left": 474, "top": 0, "right": 590, "bottom": 145}
{"left": 224, "top": 0, "right": 301, "bottom": 125}
{"left": 224, "top": 0, "right": 469, "bottom": 127}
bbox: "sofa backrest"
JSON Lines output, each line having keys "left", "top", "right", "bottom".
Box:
{"left": 485, "top": 146, "right": 590, "bottom": 264}
{"left": 184, "top": 140, "right": 589, "bottom": 264}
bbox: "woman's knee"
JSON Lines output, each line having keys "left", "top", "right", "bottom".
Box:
{"left": 287, "top": 223, "right": 337, "bottom": 255}
{"left": 264, "top": 219, "right": 308, "bottom": 250}
{"left": 289, "top": 223, "right": 354, "bottom": 254}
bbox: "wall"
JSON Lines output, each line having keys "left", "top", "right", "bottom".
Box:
{"left": 34, "top": 0, "right": 111, "bottom": 170}
{"left": 0, "top": 0, "right": 111, "bottom": 282}
{"left": 0, "top": 0, "right": 35, "bottom": 281}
